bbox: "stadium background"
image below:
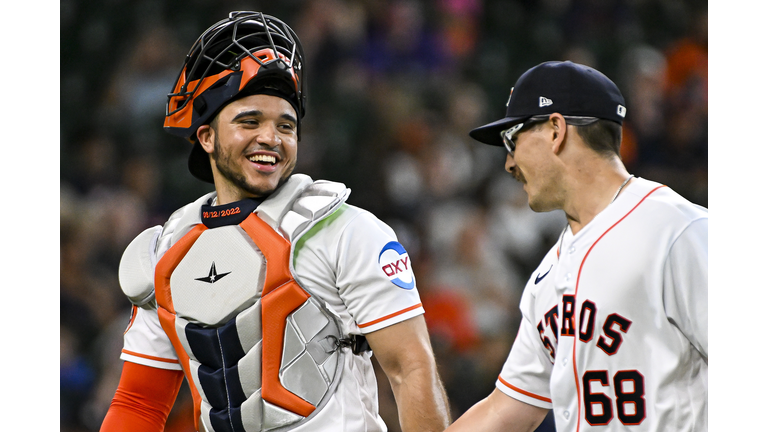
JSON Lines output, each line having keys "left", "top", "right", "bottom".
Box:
{"left": 60, "top": 0, "right": 707, "bottom": 430}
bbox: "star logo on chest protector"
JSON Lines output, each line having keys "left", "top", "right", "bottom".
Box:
{"left": 195, "top": 262, "right": 231, "bottom": 284}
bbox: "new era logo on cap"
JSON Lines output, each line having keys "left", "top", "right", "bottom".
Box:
{"left": 617, "top": 105, "right": 626, "bottom": 117}
{"left": 539, "top": 96, "right": 553, "bottom": 107}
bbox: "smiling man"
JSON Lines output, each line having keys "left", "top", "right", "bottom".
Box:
{"left": 99, "top": 12, "right": 450, "bottom": 432}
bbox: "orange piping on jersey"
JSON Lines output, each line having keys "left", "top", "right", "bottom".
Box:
{"left": 124, "top": 305, "right": 138, "bottom": 334}
{"left": 498, "top": 376, "right": 552, "bottom": 403}
{"left": 121, "top": 349, "right": 180, "bottom": 364}
{"left": 358, "top": 303, "right": 423, "bottom": 328}
{"left": 571, "top": 185, "right": 665, "bottom": 432}
{"left": 240, "top": 213, "right": 316, "bottom": 417}
{"left": 154, "top": 223, "right": 208, "bottom": 431}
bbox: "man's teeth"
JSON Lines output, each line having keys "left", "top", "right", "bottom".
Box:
{"left": 249, "top": 155, "right": 276, "bottom": 164}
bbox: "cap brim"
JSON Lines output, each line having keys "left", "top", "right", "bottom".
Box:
{"left": 469, "top": 115, "right": 529, "bottom": 146}
{"left": 189, "top": 142, "right": 215, "bottom": 183}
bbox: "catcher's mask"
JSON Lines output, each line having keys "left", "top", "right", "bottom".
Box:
{"left": 163, "top": 11, "right": 306, "bottom": 183}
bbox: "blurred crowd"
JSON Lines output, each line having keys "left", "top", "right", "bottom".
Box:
{"left": 60, "top": 0, "right": 707, "bottom": 431}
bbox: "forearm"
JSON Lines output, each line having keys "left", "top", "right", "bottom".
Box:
{"left": 388, "top": 361, "right": 451, "bottom": 432}
{"left": 365, "top": 317, "right": 451, "bottom": 432}
{"left": 446, "top": 388, "right": 548, "bottom": 432}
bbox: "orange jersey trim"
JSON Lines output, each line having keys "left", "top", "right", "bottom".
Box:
{"left": 358, "top": 303, "right": 423, "bottom": 328}
{"left": 123, "top": 305, "right": 138, "bottom": 335}
{"left": 121, "top": 349, "right": 179, "bottom": 364}
{"left": 498, "top": 376, "right": 552, "bottom": 403}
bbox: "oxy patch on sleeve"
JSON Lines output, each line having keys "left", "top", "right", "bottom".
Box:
{"left": 378, "top": 241, "right": 414, "bottom": 290}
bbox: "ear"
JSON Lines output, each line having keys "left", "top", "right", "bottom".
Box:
{"left": 549, "top": 113, "right": 568, "bottom": 155}
{"left": 196, "top": 124, "right": 215, "bottom": 154}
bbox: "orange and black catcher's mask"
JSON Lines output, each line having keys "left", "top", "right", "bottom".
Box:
{"left": 164, "top": 11, "right": 306, "bottom": 183}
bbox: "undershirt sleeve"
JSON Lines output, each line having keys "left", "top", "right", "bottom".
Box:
{"left": 99, "top": 361, "right": 184, "bottom": 432}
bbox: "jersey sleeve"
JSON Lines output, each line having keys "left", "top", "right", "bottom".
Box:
{"left": 663, "top": 217, "right": 708, "bottom": 358}
{"left": 334, "top": 211, "right": 424, "bottom": 334}
{"left": 121, "top": 304, "right": 182, "bottom": 370}
{"left": 496, "top": 289, "right": 554, "bottom": 409}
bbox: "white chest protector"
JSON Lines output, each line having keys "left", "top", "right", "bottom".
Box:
{"left": 118, "top": 175, "right": 360, "bottom": 432}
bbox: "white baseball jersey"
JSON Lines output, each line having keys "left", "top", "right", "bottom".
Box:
{"left": 120, "top": 174, "right": 424, "bottom": 432}
{"left": 496, "top": 177, "right": 707, "bottom": 431}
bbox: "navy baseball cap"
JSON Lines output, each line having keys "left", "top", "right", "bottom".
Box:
{"left": 469, "top": 61, "right": 627, "bottom": 146}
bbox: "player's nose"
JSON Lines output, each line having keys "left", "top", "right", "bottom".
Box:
{"left": 256, "top": 123, "right": 282, "bottom": 146}
{"left": 505, "top": 153, "right": 516, "bottom": 173}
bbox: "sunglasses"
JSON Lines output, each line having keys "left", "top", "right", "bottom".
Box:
{"left": 500, "top": 115, "right": 601, "bottom": 155}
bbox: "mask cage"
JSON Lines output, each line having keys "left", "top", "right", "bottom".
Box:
{"left": 166, "top": 11, "right": 304, "bottom": 119}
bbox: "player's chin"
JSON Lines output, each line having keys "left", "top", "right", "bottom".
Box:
{"left": 524, "top": 188, "right": 540, "bottom": 209}
{"left": 528, "top": 195, "right": 558, "bottom": 213}
{"left": 247, "top": 168, "right": 294, "bottom": 196}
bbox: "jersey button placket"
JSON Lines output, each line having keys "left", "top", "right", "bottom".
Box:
{"left": 557, "top": 238, "right": 576, "bottom": 292}
{"left": 554, "top": 253, "right": 568, "bottom": 293}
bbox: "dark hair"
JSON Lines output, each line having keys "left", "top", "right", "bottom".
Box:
{"left": 574, "top": 119, "right": 623, "bottom": 158}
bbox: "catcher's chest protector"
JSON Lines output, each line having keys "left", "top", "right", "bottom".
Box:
{"left": 153, "top": 180, "right": 349, "bottom": 432}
